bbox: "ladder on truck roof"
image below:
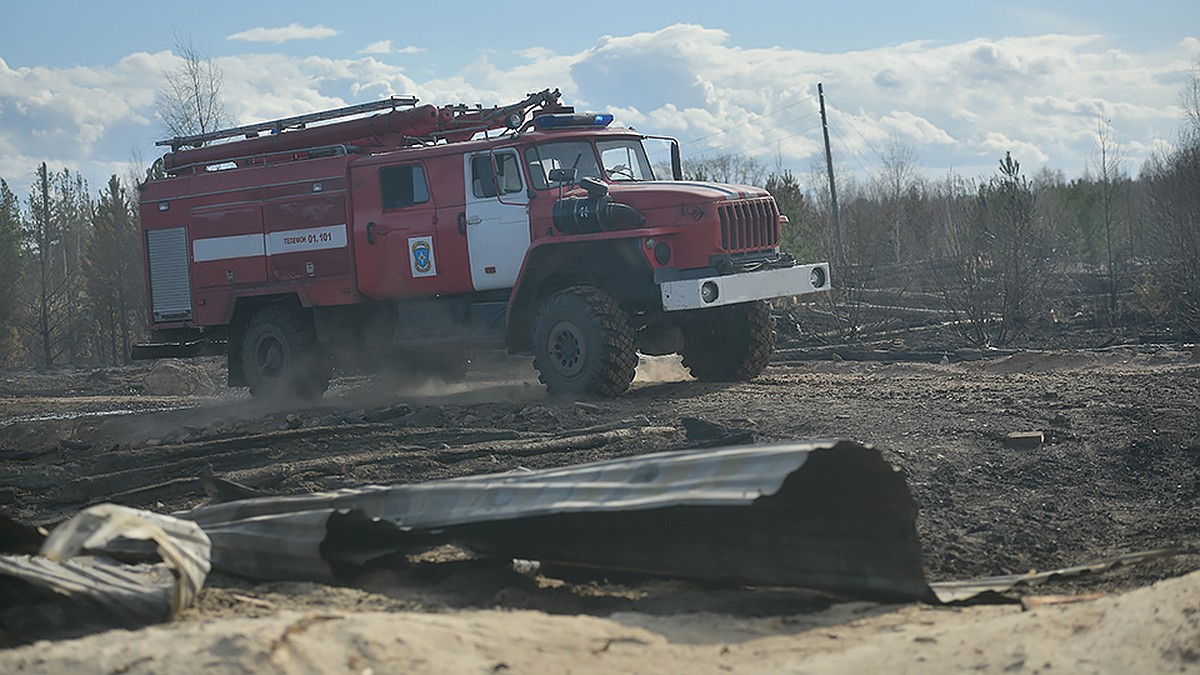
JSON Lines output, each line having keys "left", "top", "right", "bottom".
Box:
{"left": 156, "top": 96, "right": 420, "bottom": 151}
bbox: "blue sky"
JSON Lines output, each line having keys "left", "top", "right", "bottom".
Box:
{"left": 1, "top": 1, "right": 1197, "bottom": 197}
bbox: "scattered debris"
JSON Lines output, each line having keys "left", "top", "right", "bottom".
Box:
{"left": 928, "top": 549, "right": 1177, "bottom": 603}
{"left": 0, "top": 438, "right": 1181, "bottom": 644}
{"left": 403, "top": 406, "right": 446, "bottom": 427}
{"left": 1020, "top": 593, "right": 1106, "bottom": 610}
{"left": 0, "top": 504, "right": 211, "bottom": 643}
{"left": 363, "top": 405, "right": 412, "bottom": 423}
{"left": 1005, "top": 431, "right": 1045, "bottom": 449}
{"left": 681, "top": 417, "right": 755, "bottom": 447}
{"left": 200, "top": 474, "right": 273, "bottom": 503}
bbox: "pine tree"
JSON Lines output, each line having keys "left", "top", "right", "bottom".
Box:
{"left": 25, "top": 163, "right": 58, "bottom": 366}
{"left": 21, "top": 164, "right": 92, "bottom": 366}
{"left": 86, "top": 176, "right": 144, "bottom": 363}
{"left": 0, "top": 180, "right": 23, "bottom": 364}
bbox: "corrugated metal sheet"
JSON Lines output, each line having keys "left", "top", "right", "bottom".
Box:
{"left": 185, "top": 440, "right": 932, "bottom": 600}
{"left": 0, "top": 505, "right": 211, "bottom": 642}
{"left": 2, "top": 443, "right": 1178, "bottom": 643}
{"left": 190, "top": 442, "right": 814, "bottom": 526}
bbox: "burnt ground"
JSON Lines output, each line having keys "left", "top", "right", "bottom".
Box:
{"left": 1, "top": 334, "right": 1199, "bottom": 623}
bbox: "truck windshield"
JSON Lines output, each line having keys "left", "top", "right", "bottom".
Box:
{"left": 524, "top": 141, "right": 603, "bottom": 190}
{"left": 597, "top": 139, "right": 655, "bottom": 181}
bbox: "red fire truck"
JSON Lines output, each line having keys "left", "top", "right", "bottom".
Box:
{"left": 135, "top": 89, "right": 829, "bottom": 397}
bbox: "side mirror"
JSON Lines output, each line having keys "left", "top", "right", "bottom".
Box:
{"left": 548, "top": 167, "right": 577, "bottom": 184}
{"left": 670, "top": 141, "right": 682, "bottom": 181}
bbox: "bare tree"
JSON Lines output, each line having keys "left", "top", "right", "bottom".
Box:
{"left": 0, "top": 180, "right": 22, "bottom": 363}
{"left": 682, "top": 153, "right": 768, "bottom": 186}
{"left": 1182, "top": 56, "right": 1200, "bottom": 143}
{"left": 1142, "top": 59, "right": 1200, "bottom": 335}
{"left": 24, "top": 164, "right": 60, "bottom": 366}
{"left": 1092, "top": 113, "right": 1127, "bottom": 315}
{"left": 934, "top": 155, "right": 1050, "bottom": 346}
{"left": 155, "top": 35, "right": 231, "bottom": 142}
{"left": 872, "top": 135, "right": 919, "bottom": 264}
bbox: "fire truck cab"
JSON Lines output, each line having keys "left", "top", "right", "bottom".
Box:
{"left": 136, "top": 89, "right": 830, "bottom": 398}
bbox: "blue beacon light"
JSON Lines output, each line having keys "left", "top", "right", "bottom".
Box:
{"left": 533, "top": 113, "right": 615, "bottom": 129}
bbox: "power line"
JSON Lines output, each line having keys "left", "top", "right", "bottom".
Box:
{"left": 681, "top": 94, "right": 819, "bottom": 146}
{"left": 683, "top": 112, "right": 822, "bottom": 160}
{"left": 831, "top": 126, "right": 876, "bottom": 178}
{"left": 728, "top": 122, "right": 826, "bottom": 159}
{"left": 831, "top": 107, "right": 887, "bottom": 165}
{"left": 640, "top": 92, "right": 854, "bottom": 172}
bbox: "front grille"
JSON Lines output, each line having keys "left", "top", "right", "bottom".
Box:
{"left": 718, "top": 198, "right": 780, "bottom": 252}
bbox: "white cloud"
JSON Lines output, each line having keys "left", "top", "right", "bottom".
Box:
{"left": 360, "top": 40, "right": 392, "bottom": 54}
{"left": 359, "top": 40, "right": 425, "bottom": 55}
{"left": 981, "top": 132, "right": 1050, "bottom": 163}
{"left": 517, "top": 47, "right": 554, "bottom": 61}
{"left": 1, "top": 24, "right": 1198, "bottom": 198}
{"left": 227, "top": 24, "right": 339, "bottom": 44}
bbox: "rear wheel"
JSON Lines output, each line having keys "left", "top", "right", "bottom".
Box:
{"left": 241, "top": 306, "right": 331, "bottom": 399}
{"left": 532, "top": 286, "right": 637, "bottom": 397}
{"left": 681, "top": 301, "right": 776, "bottom": 382}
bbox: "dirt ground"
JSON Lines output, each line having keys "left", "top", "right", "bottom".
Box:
{"left": 1, "top": 340, "right": 1199, "bottom": 672}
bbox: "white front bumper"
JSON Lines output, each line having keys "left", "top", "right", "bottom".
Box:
{"left": 660, "top": 262, "right": 831, "bottom": 311}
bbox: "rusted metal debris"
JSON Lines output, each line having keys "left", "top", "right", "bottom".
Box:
{"left": 0, "top": 440, "right": 1179, "bottom": 643}
{"left": 927, "top": 549, "right": 1177, "bottom": 604}
{"left": 184, "top": 440, "right": 932, "bottom": 600}
{"left": 0, "top": 504, "right": 210, "bottom": 643}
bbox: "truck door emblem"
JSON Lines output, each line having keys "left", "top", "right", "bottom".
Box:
{"left": 409, "top": 236, "right": 437, "bottom": 277}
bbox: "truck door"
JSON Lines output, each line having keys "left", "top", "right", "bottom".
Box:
{"left": 350, "top": 160, "right": 468, "bottom": 298}
{"left": 463, "top": 150, "right": 530, "bottom": 291}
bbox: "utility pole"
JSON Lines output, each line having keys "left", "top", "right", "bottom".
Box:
{"left": 818, "top": 83, "right": 845, "bottom": 267}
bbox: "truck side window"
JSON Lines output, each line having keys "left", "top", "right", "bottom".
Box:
{"left": 471, "top": 153, "right": 522, "bottom": 198}
{"left": 380, "top": 164, "right": 430, "bottom": 210}
{"left": 496, "top": 154, "right": 523, "bottom": 194}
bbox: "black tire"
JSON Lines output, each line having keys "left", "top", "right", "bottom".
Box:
{"left": 241, "top": 306, "right": 331, "bottom": 399}
{"left": 531, "top": 286, "right": 637, "bottom": 397}
{"left": 681, "top": 301, "right": 776, "bottom": 382}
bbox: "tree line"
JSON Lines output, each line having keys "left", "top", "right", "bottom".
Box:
{"left": 0, "top": 56, "right": 1195, "bottom": 365}
{"left": 0, "top": 35, "right": 220, "bottom": 369}
{"left": 1, "top": 129, "right": 1195, "bottom": 367}
{"left": 0, "top": 169, "right": 144, "bottom": 367}
{"left": 683, "top": 67, "right": 1200, "bottom": 346}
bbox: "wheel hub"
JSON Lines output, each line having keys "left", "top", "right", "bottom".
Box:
{"left": 548, "top": 319, "right": 587, "bottom": 378}
{"left": 255, "top": 337, "right": 285, "bottom": 376}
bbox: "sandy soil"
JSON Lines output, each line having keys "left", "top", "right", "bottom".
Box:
{"left": 1, "top": 345, "right": 1198, "bottom": 672}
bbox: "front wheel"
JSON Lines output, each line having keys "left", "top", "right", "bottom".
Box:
{"left": 241, "top": 306, "right": 331, "bottom": 399}
{"left": 531, "top": 286, "right": 637, "bottom": 397}
{"left": 681, "top": 301, "right": 776, "bottom": 382}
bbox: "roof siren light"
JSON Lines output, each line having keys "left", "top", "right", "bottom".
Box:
{"left": 533, "top": 113, "right": 615, "bottom": 130}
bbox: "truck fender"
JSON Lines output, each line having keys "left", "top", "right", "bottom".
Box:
{"left": 505, "top": 231, "right": 673, "bottom": 352}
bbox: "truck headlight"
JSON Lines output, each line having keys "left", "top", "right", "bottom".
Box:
{"left": 701, "top": 281, "right": 719, "bottom": 303}
{"left": 810, "top": 267, "right": 827, "bottom": 289}
{"left": 653, "top": 241, "right": 672, "bottom": 265}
